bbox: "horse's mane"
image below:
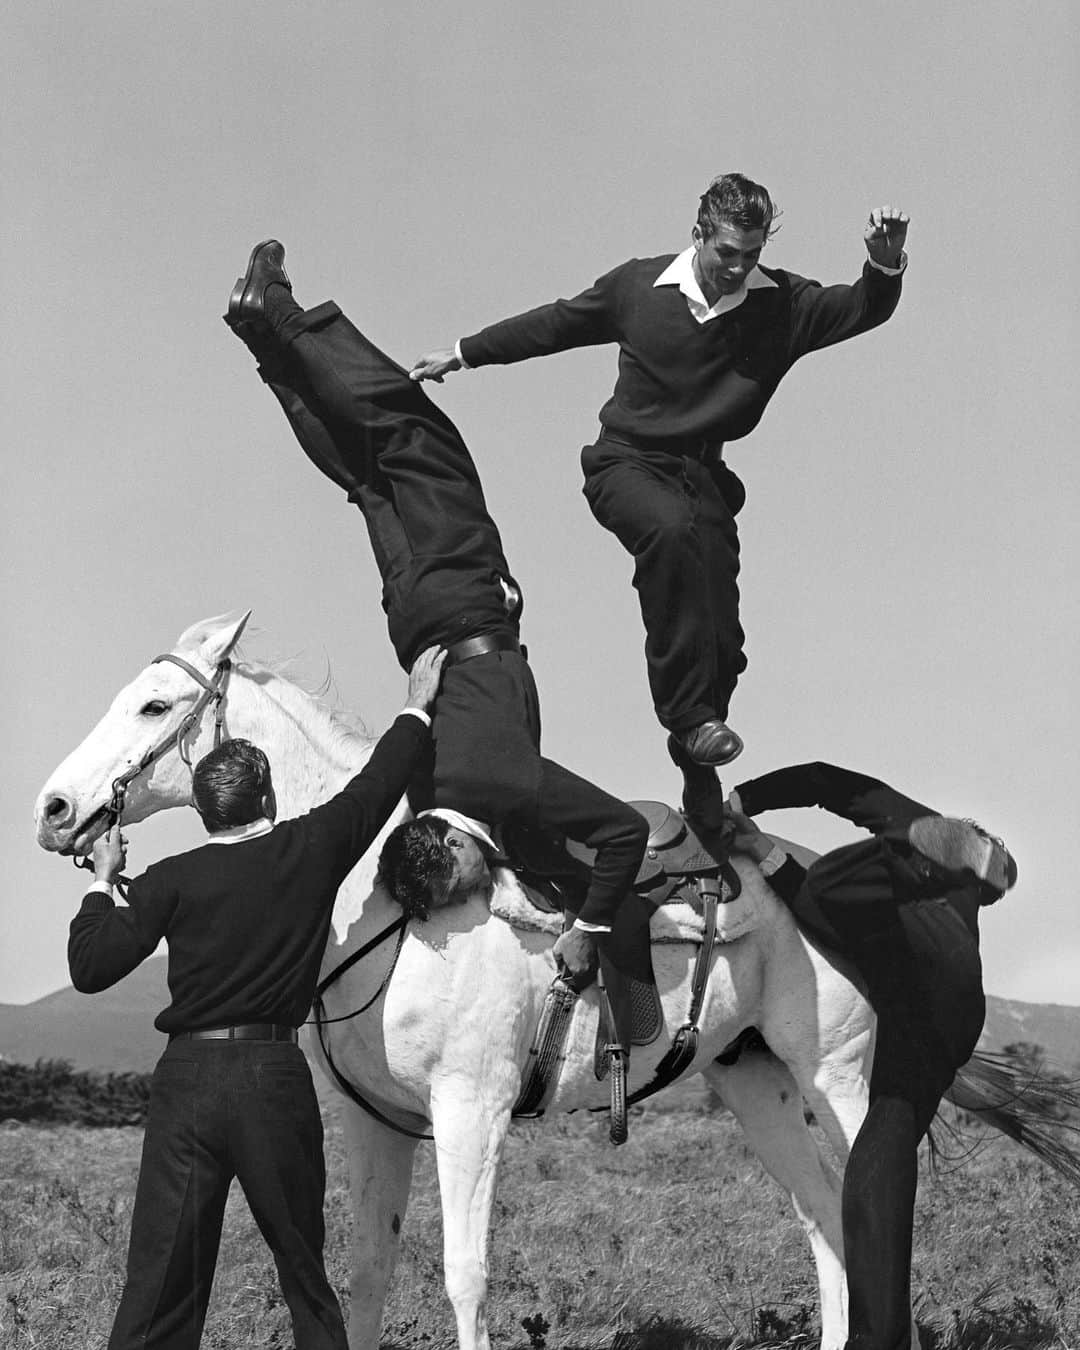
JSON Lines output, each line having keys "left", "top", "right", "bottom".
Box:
{"left": 230, "top": 644, "right": 379, "bottom": 754}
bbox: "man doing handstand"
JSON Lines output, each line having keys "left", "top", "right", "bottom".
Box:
{"left": 225, "top": 242, "right": 648, "bottom": 979}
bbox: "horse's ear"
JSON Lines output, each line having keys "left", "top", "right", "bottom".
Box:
{"left": 214, "top": 609, "right": 252, "bottom": 660}
{"left": 175, "top": 610, "right": 253, "bottom": 663}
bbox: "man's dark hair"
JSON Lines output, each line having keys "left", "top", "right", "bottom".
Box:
{"left": 696, "top": 173, "right": 780, "bottom": 242}
{"left": 377, "top": 816, "right": 453, "bottom": 921}
{"left": 191, "top": 738, "right": 272, "bottom": 833}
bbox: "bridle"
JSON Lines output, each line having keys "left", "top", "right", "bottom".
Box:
{"left": 73, "top": 652, "right": 233, "bottom": 892}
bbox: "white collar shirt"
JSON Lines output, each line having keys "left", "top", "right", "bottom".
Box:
{"left": 653, "top": 248, "right": 779, "bottom": 324}
{"left": 206, "top": 817, "right": 275, "bottom": 845}
{"left": 85, "top": 816, "right": 276, "bottom": 897}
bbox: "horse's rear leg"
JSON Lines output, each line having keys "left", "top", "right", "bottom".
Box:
{"left": 340, "top": 1100, "right": 419, "bottom": 1350}
{"left": 704, "top": 1050, "right": 849, "bottom": 1350}
{"left": 430, "top": 1086, "right": 513, "bottom": 1350}
{"left": 795, "top": 1038, "right": 873, "bottom": 1173}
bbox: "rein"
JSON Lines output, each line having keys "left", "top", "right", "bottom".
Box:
{"left": 311, "top": 915, "right": 408, "bottom": 1022}
{"left": 73, "top": 653, "right": 233, "bottom": 893}
{"left": 310, "top": 914, "right": 434, "bottom": 1140}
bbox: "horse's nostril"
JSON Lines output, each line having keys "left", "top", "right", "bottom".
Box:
{"left": 44, "top": 795, "right": 76, "bottom": 828}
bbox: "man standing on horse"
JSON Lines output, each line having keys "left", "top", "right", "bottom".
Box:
{"left": 726, "top": 761, "right": 1016, "bottom": 1350}
{"left": 410, "top": 174, "right": 908, "bottom": 768}
{"left": 68, "top": 648, "right": 444, "bottom": 1350}
{"left": 224, "top": 241, "right": 648, "bottom": 982}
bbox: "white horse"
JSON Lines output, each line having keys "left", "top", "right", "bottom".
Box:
{"left": 37, "top": 612, "right": 881, "bottom": 1350}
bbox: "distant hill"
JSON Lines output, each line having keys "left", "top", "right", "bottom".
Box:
{"left": 0, "top": 957, "right": 170, "bottom": 1073}
{"left": 0, "top": 956, "right": 1077, "bottom": 1078}
{"left": 980, "top": 997, "right": 1080, "bottom": 1073}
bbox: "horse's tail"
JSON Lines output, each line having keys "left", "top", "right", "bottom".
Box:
{"left": 939, "top": 1049, "right": 1080, "bottom": 1187}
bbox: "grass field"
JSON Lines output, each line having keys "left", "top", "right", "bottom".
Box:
{"left": 1, "top": 1099, "right": 1077, "bottom": 1350}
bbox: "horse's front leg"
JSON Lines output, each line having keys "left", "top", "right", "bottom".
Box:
{"left": 704, "top": 1050, "right": 849, "bottom": 1350}
{"left": 430, "top": 1077, "right": 515, "bottom": 1350}
{"left": 339, "top": 1099, "right": 420, "bottom": 1350}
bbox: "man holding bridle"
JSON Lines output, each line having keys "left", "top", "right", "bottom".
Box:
{"left": 68, "top": 650, "right": 444, "bottom": 1349}
{"left": 224, "top": 241, "right": 649, "bottom": 983}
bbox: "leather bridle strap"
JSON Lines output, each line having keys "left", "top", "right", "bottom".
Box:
{"left": 147, "top": 653, "right": 233, "bottom": 767}
{"left": 72, "top": 654, "right": 233, "bottom": 893}
{"left": 107, "top": 654, "right": 232, "bottom": 800}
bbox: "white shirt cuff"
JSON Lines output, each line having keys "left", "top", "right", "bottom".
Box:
{"left": 454, "top": 339, "right": 470, "bottom": 370}
{"left": 868, "top": 251, "right": 907, "bottom": 275}
{"left": 573, "top": 918, "right": 612, "bottom": 934}
{"left": 757, "top": 844, "right": 790, "bottom": 878}
{"left": 87, "top": 879, "right": 115, "bottom": 897}
{"left": 401, "top": 707, "right": 432, "bottom": 728}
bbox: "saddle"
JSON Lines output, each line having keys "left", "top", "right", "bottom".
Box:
{"left": 508, "top": 799, "right": 739, "bottom": 915}
{"left": 505, "top": 798, "right": 741, "bottom": 1135}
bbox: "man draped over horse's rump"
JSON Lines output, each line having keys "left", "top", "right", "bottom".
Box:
{"left": 225, "top": 241, "right": 649, "bottom": 982}
{"left": 411, "top": 174, "right": 908, "bottom": 782}
{"left": 726, "top": 762, "right": 1017, "bottom": 1350}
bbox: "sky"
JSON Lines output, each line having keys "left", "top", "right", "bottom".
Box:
{"left": 3, "top": 1, "right": 1078, "bottom": 1011}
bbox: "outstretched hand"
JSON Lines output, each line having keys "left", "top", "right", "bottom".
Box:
{"left": 406, "top": 646, "right": 447, "bottom": 712}
{"left": 409, "top": 348, "right": 462, "bottom": 383}
{"left": 864, "top": 205, "right": 909, "bottom": 269}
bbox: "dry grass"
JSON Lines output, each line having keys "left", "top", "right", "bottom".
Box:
{"left": 1, "top": 1103, "right": 1077, "bottom": 1349}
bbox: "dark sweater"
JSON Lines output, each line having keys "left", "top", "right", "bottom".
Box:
{"left": 459, "top": 256, "right": 902, "bottom": 443}
{"left": 67, "top": 714, "right": 428, "bottom": 1035}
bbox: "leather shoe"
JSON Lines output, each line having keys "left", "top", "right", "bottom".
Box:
{"left": 907, "top": 815, "right": 1017, "bottom": 897}
{"left": 671, "top": 719, "right": 744, "bottom": 767}
{"left": 227, "top": 240, "right": 291, "bottom": 326}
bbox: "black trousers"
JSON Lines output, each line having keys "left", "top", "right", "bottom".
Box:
{"left": 262, "top": 300, "right": 516, "bottom": 666}
{"left": 241, "top": 304, "right": 647, "bottom": 926}
{"left": 750, "top": 765, "right": 986, "bottom": 1350}
{"left": 581, "top": 433, "right": 747, "bottom": 732}
{"left": 108, "top": 1040, "right": 347, "bottom": 1350}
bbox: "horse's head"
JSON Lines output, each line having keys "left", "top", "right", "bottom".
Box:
{"left": 34, "top": 611, "right": 251, "bottom": 856}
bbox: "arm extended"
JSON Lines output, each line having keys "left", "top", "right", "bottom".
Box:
{"left": 410, "top": 263, "right": 627, "bottom": 381}
{"left": 68, "top": 847, "right": 174, "bottom": 994}
{"left": 786, "top": 205, "right": 909, "bottom": 359}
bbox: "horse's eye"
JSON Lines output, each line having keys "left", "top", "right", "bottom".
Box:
{"left": 139, "top": 701, "right": 170, "bottom": 718}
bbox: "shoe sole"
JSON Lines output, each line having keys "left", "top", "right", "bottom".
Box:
{"left": 227, "top": 239, "right": 285, "bottom": 322}
{"left": 908, "top": 816, "right": 1017, "bottom": 893}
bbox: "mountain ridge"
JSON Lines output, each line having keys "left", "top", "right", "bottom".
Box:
{"left": 2, "top": 956, "right": 1077, "bottom": 1076}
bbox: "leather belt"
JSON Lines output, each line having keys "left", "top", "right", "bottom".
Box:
{"left": 600, "top": 429, "right": 725, "bottom": 461}
{"left": 445, "top": 632, "right": 525, "bottom": 667}
{"left": 171, "top": 1024, "right": 298, "bottom": 1042}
